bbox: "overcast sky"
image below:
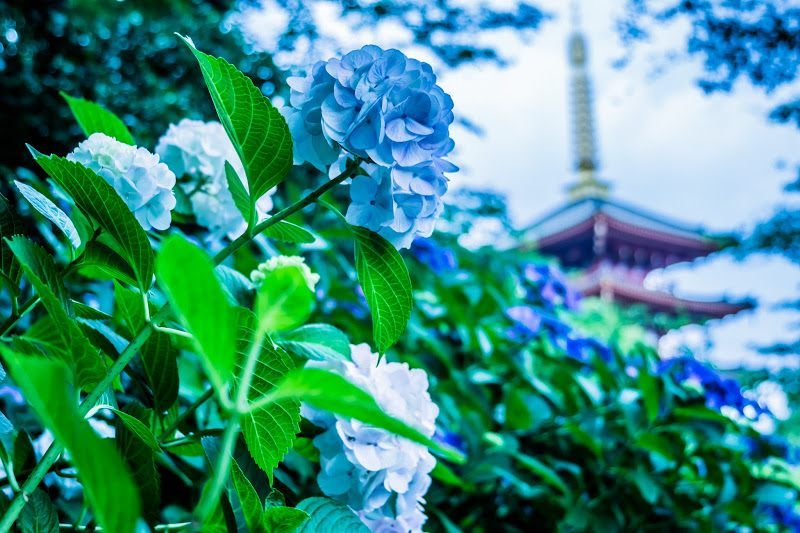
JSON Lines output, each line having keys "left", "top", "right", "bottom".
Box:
{"left": 242, "top": 0, "right": 800, "bottom": 369}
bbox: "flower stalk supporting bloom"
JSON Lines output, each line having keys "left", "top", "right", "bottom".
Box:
{"left": 0, "top": 159, "right": 363, "bottom": 532}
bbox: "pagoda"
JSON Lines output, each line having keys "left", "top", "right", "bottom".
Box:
{"left": 520, "top": 5, "right": 752, "bottom": 324}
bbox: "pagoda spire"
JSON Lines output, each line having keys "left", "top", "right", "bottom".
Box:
{"left": 566, "top": 0, "right": 610, "bottom": 200}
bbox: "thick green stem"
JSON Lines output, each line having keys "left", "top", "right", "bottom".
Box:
{"left": 195, "top": 415, "right": 240, "bottom": 522}
{"left": 0, "top": 162, "right": 361, "bottom": 530}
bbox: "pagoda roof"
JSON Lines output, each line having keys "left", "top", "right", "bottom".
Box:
{"left": 523, "top": 196, "right": 724, "bottom": 253}
{"left": 577, "top": 275, "right": 754, "bottom": 321}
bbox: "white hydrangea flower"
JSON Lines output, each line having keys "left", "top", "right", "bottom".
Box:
{"left": 250, "top": 255, "right": 320, "bottom": 291}
{"left": 155, "top": 119, "right": 275, "bottom": 240}
{"left": 67, "top": 133, "right": 176, "bottom": 230}
{"left": 302, "top": 344, "right": 439, "bottom": 532}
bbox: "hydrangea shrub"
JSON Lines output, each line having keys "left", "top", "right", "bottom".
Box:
{"left": 0, "top": 31, "right": 795, "bottom": 533}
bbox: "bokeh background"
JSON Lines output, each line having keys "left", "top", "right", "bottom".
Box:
{"left": 2, "top": 0, "right": 798, "bottom": 496}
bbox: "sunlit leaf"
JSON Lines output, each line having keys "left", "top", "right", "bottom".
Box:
{"left": 61, "top": 92, "right": 135, "bottom": 145}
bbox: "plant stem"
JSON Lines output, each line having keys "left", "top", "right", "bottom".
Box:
{"left": 0, "top": 163, "right": 360, "bottom": 530}
{"left": 195, "top": 415, "right": 240, "bottom": 522}
{"left": 214, "top": 158, "right": 361, "bottom": 265}
{"left": 159, "top": 388, "right": 215, "bottom": 443}
{"left": 0, "top": 296, "right": 40, "bottom": 336}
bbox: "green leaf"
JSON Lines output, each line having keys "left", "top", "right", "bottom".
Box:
{"left": 254, "top": 263, "right": 315, "bottom": 333}
{"left": 75, "top": 241, "right": 138, "bottom": 286}
{"left": 180, "top": 35, "right": 292, "bottom": 214}
{"left": 295, "top": 497, "right": 368, "bottom": 533}
{"left": 352, "top": 227, "right": 412, "bottom": 353}
{"left": 278, "top": 324, "right": 351, "bottom": 362}
{"left": 18, "top": 489, "right": 58, "bottom": 533}
{"left": 236, "top": 309, "right": 300, "bottom": 483}
{"left": 0, "top": 192, "right": 24, "bottom": 292}
{"left": 14, "top": 180, "right": 81, "bottom": 248}
{"left": 100, "top": 406, "right": 160, "bottom": 450}
{"left": 114, "top": 283, "right": 179, "bottom": 412}
{"left": 216, "top": 265, "right": 255, "bottom": 308}
{"left": 513, "top": 452, "right": 569, "bottom": 495}
{"left": 7, "top": 236, "right": 106, "bottom": 388}
{"left": 3, "top": 355, "right": 140, "bottom": 533}
{"left": 230, "top": 459, "right": 263, "bottom": 532}
{"left": 157, "top": 235, "right": 236, "bottom": 389}
{"left": 225, "top": 161, "right": 253, "bottom": 230}
{"left": 263, "top": 507, "right": 309, "bottom": 533}
{"left": 638, "top": 368, "right": 660, "bottom": 423}
{"left": 264, "top": 368, "right": 465, "bottom": 464}
{"left": 60, "top": 92, "right": 135, "bottom": 145}
{"left": 261, "top": 221, "right": 316, "bottom": 244}
{"left": 115, "top": 404, "right": 161, "bottom": 524}
{"left": 30, "top": 152, "right": 154, "bottom": 290}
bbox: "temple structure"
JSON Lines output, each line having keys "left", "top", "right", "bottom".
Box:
{"left": 520, "top": 5, "right": 752, "bottom": 325}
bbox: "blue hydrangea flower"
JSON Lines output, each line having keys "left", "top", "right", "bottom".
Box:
{"left": 302, "top": 344, "right": 439, "bottom": 532}
{"left": 657, "top": 356, "right": 765, "bottom": 418}
{"left": 410, "top": 238, "right": 457, "bottom": 273}
{"left": 522, "top": 263, "right": 580, "bottom": 310}
{"left": 68, "top": 133, "right": 177, "bottom": 231}
{"left": 286, "top": 46, "right": 457, "bottom": 249}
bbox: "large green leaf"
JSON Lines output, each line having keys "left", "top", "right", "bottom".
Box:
{"left": 278, "top": 324, "right": 351, "bottom": 362}
{"left": 156, "top": 235, "right": 236, "bottom": 390}
{"left": 75, "top": 241, "right": 138, "bottom": 287}
{"left": 114, "top": 283, "right": 179, "bottom": 412}
{"left": 236, "top": 309, "right": 300, "bottom": 483}
{"left": 263, "top": 506, "right": 309, "bottom": 533}
{"left": 61, "top": 92, "right": 135, "bottom": 145}
{"left": 353, "top": 227, "right": 412, "bottom": 353}
{"left": 230, "top": 459, "right": 263, "bottom": 532}
{"left": 14, "top": 181, "right": 81, "bottom": 248}
{"left": 7, "top": 236, "right": 105, "bottom": 388}
{"left": 263, "top": 368, "right": 465, "bottom": 464}
{"left": 114, "top": 405, "right": 160, "bottom": 524}
{"left": 254, "top": 263, "right": 315, "bottom": 333}
{"left": 0, "top": 193, "right": 24, "bottom": 292}
{"left": 180, "top": 36, "right": 293, "bottom": 210}
{"left": 30, "top": 151, "right": 154, "bottom": 290}
{"left": 261, "top": 221, "right": 315, "bottom": 244}
{"left": 295, "top": 497, "right": 368, "bottom": 533}
{"left": 225, "top": 161, "right": 253, "bottom": 231}
{"left": 18, "top": 489, "right": 58, "bottom": 533}
{"left": 3, "top": 355, "right": 140, "bottom": 533}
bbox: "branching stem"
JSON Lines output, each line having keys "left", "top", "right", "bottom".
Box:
{"left": 0, "top": 161, "right": 361, "bottom": 530}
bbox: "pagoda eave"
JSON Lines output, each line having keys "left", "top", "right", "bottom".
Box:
{"left": 579, "top": 278, "right": 753, "bottom": 321}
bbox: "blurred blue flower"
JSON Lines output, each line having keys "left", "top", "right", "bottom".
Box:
{"left": 658, "top": 356, "right": 765, "bottom": 418}
{"left": 522, "top": 263, "right": 580, "bottom": 310}
{"left": 410, "top": 238, "right": 457, "bottom": 273}
{"left": 433, "top": 428, "right": 467, "bottom": 454}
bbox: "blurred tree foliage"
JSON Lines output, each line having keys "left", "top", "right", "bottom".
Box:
{"left": 0, "top": 0, "right": 280, "bottom": 174}
{"left": 619, "top": 0, "right": 800, "bottom": 356}
{"left": 0, "top": 0, "right": 548, "bottom": 176}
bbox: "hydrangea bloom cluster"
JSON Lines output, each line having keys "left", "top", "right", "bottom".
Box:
{"left": 68, "top": 133, "right": 176, "bottom": 231}
{"left": 285, "top": 45, "right": 457, "bottom": 249}
{"left": 302, "top": 344, "right": 439, "bottom": 532}
{"left": 506, "top": 305, "right": 611, "bottom": 363}
{"left": 522, "top": 263, "right": 580, "bottom": 310}
{"left": 410, "top": 238, "right": 457, "bottom": 273}
{"left": 250, "top": 255, "right": 320, "bottom": 290}
{"left": 657, "top": 356, "right": 764, "bottom": 418}
{"left": 155, "top": 119, "right": 275, "bottom": 240}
